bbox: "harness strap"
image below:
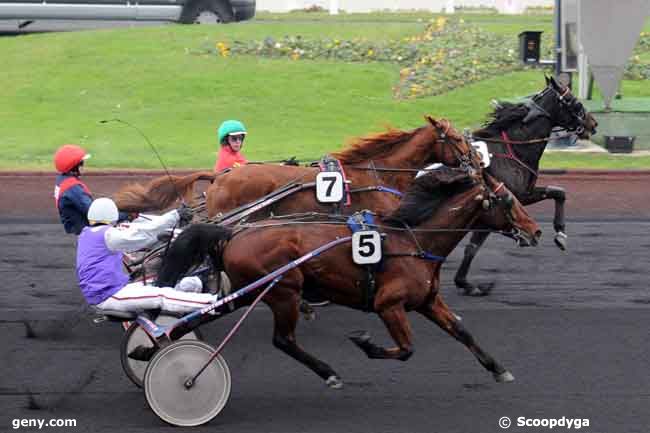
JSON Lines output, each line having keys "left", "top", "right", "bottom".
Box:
{"left": 348, "top": 185, "right": 403, "bottom": 197}
{"left": 491, "top": 131, "right": 539, "bottom": 179}
{"left": 385, "top": 252, "right": 446, "bottom": 262}
{"left": 319, "top": 155, "right": 351, "bottom": 207}
{"left": 358, "top": 267, "right": 377, "bottom": 313}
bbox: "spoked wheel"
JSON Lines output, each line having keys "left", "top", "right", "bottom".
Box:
{"left": 144, "top": 340, "right": 231, "bottom": 427}
{"left": 120, "top": 314, "right": 203, "bottom": 388}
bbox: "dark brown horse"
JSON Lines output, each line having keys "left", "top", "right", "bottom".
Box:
{"left": 454, "top": 76, "right": 598, "bottom": 296}
{"left": 113, "top": 116, "right": 476, "bottom": 219}
{"left": 157, "top": 167, "right": 541, "bottom": 387}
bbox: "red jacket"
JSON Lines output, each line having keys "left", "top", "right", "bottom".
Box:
{"left": 214, "top": 146, "right": 248, "bottom": 172}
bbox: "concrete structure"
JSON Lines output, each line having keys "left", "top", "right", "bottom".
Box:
{"left": 578, "top": 0, "right": 650, "bottom": 109}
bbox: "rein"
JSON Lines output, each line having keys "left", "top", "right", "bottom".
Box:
{"left": 476, "top": 130, "right": 574, "bottom": 145}
{"left": 348, "top": 166, "right": 444, "bottom": 173}
{"left": 234, "top": 213, "right": 514, "bottom": 236}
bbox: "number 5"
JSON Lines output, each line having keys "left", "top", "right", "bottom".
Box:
{"left": 352, "top": 231, "right": 382, "bottom": 264}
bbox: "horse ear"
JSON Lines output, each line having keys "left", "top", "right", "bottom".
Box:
{"left": 424, "top": 115, "right": 438, "bottom": 128}
{"left": 544, "top": 74, "right": 551, "bottom": 86}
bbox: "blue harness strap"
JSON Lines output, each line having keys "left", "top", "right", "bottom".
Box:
{"left": 346, "top": 210, "right": 377, "bottom": 233}
{"left": 376, "top": 186, "right": 403, "bottom": 197}
{"left": 420, "top": 252, "right": 446, "bottom": 263}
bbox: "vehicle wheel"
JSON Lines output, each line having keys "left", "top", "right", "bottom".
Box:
{"left": 120, "top": 314, "right": 203, "bottom": 388}
{"left": 180, "top": 0, "right": 234, "bottom": 24}
{"left": 144, "top": 340, "right": 231, "bottom": 427}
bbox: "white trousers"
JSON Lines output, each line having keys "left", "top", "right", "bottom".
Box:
{"left": 96, "top": 277, "right": 216, "bottom": 314}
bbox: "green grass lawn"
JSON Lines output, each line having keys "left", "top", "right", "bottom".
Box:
{"left": 1, "top": 13, "right": 648, "bottom": 170}
{"left": 540, "top": 153, "right": 650, "bottom": 170}
{"left": 255, "top": 10, "right": 554, "bottom": 35}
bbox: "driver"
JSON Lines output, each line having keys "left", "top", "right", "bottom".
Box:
{"left": 76, "top": 198, "right": 218, "bottom": 314}
{"left": 53, "top": 144, "right": 93, "bottom": 235}
{"left": 214, "top": 119, "right": 248, "bottom": 172}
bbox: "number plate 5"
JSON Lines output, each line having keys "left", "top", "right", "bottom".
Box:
{"left": 352, "top": 231, "right": 382, "bottom": 264}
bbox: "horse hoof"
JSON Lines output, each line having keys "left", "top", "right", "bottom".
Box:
{"left": 460, "top": 284, "right": 491, "bottom": 297}
{"left": 554, "top": 232, "right": 567, "bottom": 251}
{"left": 463, "top": 287, "right": 482, "bottom": 297}
{"left": 326, "top": 375, "right": 344, "bottom": 389}
{"left": 477, "top": 282, "right": 494, "bottom": 295}
{"left": 494, "top": 371, "right": 515, "bottom": 383}
{"left": 128, "top": 345, "right": 158, "bottom": 362}
{"left": 348, "top": 330, "right": 371, "bottom": 344}
{"left": 455, "top": 278, "right": 470, "bottom": 291}
{"left": 299, "top": 301, "right": 317, "bottom": 321}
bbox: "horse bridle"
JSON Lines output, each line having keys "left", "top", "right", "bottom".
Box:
{"left": 480, "top": 176, "right": 519, "bottom": 231}
{"left": 433, "top": 119, "right": 481, "bottom": 173}
{"left": 534, "top": 85, "right": 588, "bottom": 135}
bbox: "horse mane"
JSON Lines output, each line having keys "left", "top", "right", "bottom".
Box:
{"left": 156, "top": 223, "right": 232, "bottom": 288}
{"left": 331, "top": 127, "right": 423, "bottom": 164}
{"left": 473, "top": 102, "right": 529, "bottom": 137}
{"left": 384, "top": 167, "right": 475, "bottom": 227}
{"left": 113, "top": 171, "right": 215, "bottom": 213}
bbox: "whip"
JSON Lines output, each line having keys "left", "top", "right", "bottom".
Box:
{"left": 100, "top": 118, "right": 185, "bottom": 204}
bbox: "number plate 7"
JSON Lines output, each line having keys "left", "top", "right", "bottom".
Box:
{"left": 316, "top": 172, "right": 344, "bottom": 203}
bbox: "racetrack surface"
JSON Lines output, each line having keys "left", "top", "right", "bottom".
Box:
{"left": 1, "top": 172, "right": 649, "bottom": 432}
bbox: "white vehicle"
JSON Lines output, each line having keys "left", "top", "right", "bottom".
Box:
{"left": 0, "top": 0, "right": 255, "bottom": 25}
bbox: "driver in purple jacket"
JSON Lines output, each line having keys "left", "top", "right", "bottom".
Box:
{"left": 76, "top": 197, "right": 218, "bottom": 314}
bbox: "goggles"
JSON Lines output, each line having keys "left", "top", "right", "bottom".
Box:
{"left": 227, "top": 134, "right": 245, "bottom": 143}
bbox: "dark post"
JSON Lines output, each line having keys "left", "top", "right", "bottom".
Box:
{"left": 555, "top": 0, "right": 562, "bottom": 76}
{"left": 519, "top": 31, "right": 543, "bottom": 64}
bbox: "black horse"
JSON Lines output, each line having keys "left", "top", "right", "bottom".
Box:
{"left": 454, "top": 75, "right": 598, "bottom": 296}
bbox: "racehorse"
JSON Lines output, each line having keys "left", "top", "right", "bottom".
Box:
{"left": 156, "top": 167, "right": 542, "bottom": 387}
{"left": 114, "top": 171, "right": 216, "bottom": 213}
{"left": 454, "top": 75, "right": 598, "bottom": 296}
{"left": 112, "top": 116, "right": 476, "bottom": 219}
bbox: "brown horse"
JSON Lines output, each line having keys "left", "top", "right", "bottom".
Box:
{"left": 157, "top": 167, "right": 541, "bottom": 387}
{"left": 113, "top": 116, "right": 476, "bottom": 219}
{"left": 114, "top": 171, "right": 216, "bottom": 213}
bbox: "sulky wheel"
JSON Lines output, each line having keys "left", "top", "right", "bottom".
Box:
{"left": 120, "top": 314, "right": 203, "bottom": 388}
{"left": 144, "top": 340, "right": 231, "bottom": 427}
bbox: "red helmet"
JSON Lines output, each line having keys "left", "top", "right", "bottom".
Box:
{"left": 54, "top": 144, "right": 90, "bottom": 173}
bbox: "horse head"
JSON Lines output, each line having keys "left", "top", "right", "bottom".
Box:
{"left": 334, "top": 116, "right": 476, "bottom": 172}
{"left": 533, "top": 75, "right": 598, "bottom": 139}
{"left": 423, "top": 115, "right": 484, "bottom": 172}
{"left": 477, "top": 172, "right": 542, "bottom": 247}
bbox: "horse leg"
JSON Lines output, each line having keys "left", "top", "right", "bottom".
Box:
{"left": 266, "top": 281, "right": 343, "bottom": 389}
{"left": 348, "top": 304, "right": 414, "bottom": 361}
{"left": 524, "top": 186, "right": 567, "bottom": 250}
{"left": 417, "top": 295, "right": 514, "bottom": 382}
{"left": 454, "top": 231, "right": 492, "bottom": 296}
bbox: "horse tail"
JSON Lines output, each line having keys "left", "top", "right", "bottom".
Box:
{"left": 113, "top": 171, "right": 216, "bottom": 213}
{"left": 156, "top": 223, "right": 232, "bottom": 288}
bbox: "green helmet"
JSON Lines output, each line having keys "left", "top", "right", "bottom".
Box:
{"left": 218, "top": 120, "right": 247, "bottom": 144}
